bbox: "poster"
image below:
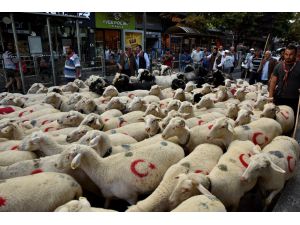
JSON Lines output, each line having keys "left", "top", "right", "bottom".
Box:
{"left": 95, "top": 13, "right": 135, "bottom": 30}
{"left": 123, "top": 30, "right": 144, "bottom": 50}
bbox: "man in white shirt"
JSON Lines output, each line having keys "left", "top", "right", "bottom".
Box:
{"left": 218, "top": 50, "right": 234, "bottom": 74}
{"left": 258, "top": 50, "right": 277, "bottom": 85}
{"left": 135, "top": 45, "right": 150, "bottom": 70}
{"left": 191, "top": 46, "right": 204, "bottom": 69}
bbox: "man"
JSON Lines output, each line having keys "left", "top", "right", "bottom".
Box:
{"left": 162, "top": 48, "right": 174, "bottom": 67}
{"left": 269, "top": 44, "right": 300, "bottom": 117}
{"left": 217, "top": 50, "right": 234, "bottom": 74}
{"left": 248, "top": 49, "right": 262, "bottom": 85}
{"left": 2, "top": 43, "right": 22, "bottom": 92}
{"left": 180, "top": 49, "right": 193, "bottom": 72}
{"left": 118, "top": 45, "right": 136, "bottom": 76}
{"left": 278, "top": 48, "right": 285, "bottom": 62}
{"left": 191, "top": 46, "right": 204, "bottom": 69}
{"left": 135, "top": 45, "right": 150, "bottom": 70}
{"left": 258, "top": 50, "right": 277, "bottom": 85}
{"left": 64, "top": 45, "right": 81, "bottom": 83}
{"left": 230, "top": 46, "right": 238, "bottom": 73}
{"left": 206, "top": 47, "right": 219, "bottom": 72}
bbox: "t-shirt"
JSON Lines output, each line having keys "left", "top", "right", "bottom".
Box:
{"left": 2, "top": 51, "right": 16, "bottom": 70}
{"left": 250, "top": 56, "right": 262, "bottom": 72}
{"left": 64, "top": 53, "right": 81, "bottom": 78}
{"left": 273, "top": 61, "right": 300, "bottom": 99}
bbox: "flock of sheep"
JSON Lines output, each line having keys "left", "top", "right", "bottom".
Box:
{"left": 0, "top": 67, "right": 299, "bottom": 212}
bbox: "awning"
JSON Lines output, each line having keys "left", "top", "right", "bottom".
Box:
{"left": 165, "top": 26, "right": 201, "bottom": 35}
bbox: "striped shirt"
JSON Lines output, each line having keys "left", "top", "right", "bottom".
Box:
{"left": 2, "top": 51, "right": 16, "bottom": 70}
{"left": 64, "top": 53, "right": 81, "bottom": 78}
{"left": 250, "top": 56, "right": 262, "bottom": 73}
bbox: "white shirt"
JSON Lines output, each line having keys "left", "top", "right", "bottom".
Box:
{"left": 136, "top": 52, "right": 150, "bottom": 69}
{"left": 218, "top": 55, "right": 234, "bottom": 69}
{"left": 191, "top": 50, "right": 204, "bottom": 63}
{"left": 261, "top": 60, "right": 270, "bottom": 81}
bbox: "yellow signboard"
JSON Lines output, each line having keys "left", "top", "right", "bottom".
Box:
{"left": 124, "top": 30, "right": 144, "bottom": 50}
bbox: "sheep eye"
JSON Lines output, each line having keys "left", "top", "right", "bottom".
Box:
{"left": 175, "top": 176, "right": 179, "bottom": 179}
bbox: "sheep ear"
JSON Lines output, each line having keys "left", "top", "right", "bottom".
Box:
{"left": 71, "top": 153, "right": 82, "bottom": 170}
{"left": 275, "top": 106, "right": 280, "bottom": 113}
{"left": 89, "top": 136, "right": 101, "bottom": 147}
{"left": 197, "top": 184, "right": 214, "bottom": 197}
{"left": 227, "top": 122, "right": 234, "bottom": 134}
{"left": 270, "top": 162, "right": 286, "bottom": 174}
{"left": 252, "top": 145, "right": 262, "bottom": 155}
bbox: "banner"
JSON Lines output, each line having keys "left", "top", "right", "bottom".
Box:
{"left": 123, "top": 30, "right": 144, "bottom": 50}
{"left": 95, "top": 12, "right": 135, "bottom": 29}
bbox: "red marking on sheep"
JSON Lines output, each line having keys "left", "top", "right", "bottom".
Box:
{"left": 31, "top": 169, "right": 43, "bottom": 175}
{"left": 0, "top": 197, "right": 6, "bottom": 207}
{"left": 118, "top": 119, "right": 128, "bottom": 128}
{"left": 197, "top": 120, "right": 205, "bottom": 125}
{"left": 10, "top": 145, "right": 19, "bottom": 150}
{"left": 130, "top": 159, "right": 156, "bottom": 178}
{"left": 18, "top": 111, "right": 25, "bottom": 117}
{"left": 159, "top": 103, "right": 165, "bottom": 108}
{"left": 194, "top": 169, "right": 209, "bottom": 175}
{"left": 41, "top": 120, "right": 50, "bottom": 125}
{"left": 208, "top": 124, "right": 213, "bottom": 130}
{"left": 128, "top": 93, "right": 135, "bottom": 99}
{"left": 22, "top": 119, "right": 29, "bottom": 123}
{"left": 252, "top": 132, "right": 268, "bottom": 146}
{"left": 44, "top": 127, "right": 56, "bottom": 132}
{"left": 104, "top": 118, "right": 110, "bottom": 122}
{"left": 239, "top": 153, "right": 252, "bottom": 168}
{"left": 280, "top": 111, "right": 289, "bottom": 120}
{"left": 0, "top": 107, "right": 15, "bottom": 115}
{"left": 230, "top": 88, "right": 237, "bottom": 95}
{"left": 287, "top": 156, "right": 295, "bottom": 173}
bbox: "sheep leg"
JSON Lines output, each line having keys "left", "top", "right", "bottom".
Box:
{"left": 127, "top": 194, "right": 138, "bottom": 205}
{"left": 265, "top": 189, "right": 281, "bottom": 207}
{"left": 104, "top": 197, "right": 112, "bottom": 209}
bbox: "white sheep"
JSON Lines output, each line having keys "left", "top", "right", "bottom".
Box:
{"left": 0, "top": 172, "right": 82, "bottom": 212}
{"left": 127, "top": 144, "right": 223, "bottom": 212}
{"left": 143, "top": 103, "right": 166, "bottom": 118}
{"left": 127, "top": 97, "right": 147, "bottom": 112}
{"left": 0, "top": 151, "right": 37, "bottom": 166}
{"left": 54, "top": 197, "right": 116, "bottom": 212}
{"left": 241, "top": 136, "right": 300, "bottom": 207}
{"left": 55, "top": 142, "right": 184, "bottom": 205}
{"left": 260, "top": 103, "right": 295, "bottom": 134}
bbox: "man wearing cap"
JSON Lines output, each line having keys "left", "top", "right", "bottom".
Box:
{"left": 217, "top": 50, "right": 234, "bottom": 74}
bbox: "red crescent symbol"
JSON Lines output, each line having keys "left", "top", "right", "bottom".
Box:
{"left": 10, "top": 145, "right": 19, "bottom": 150}
{"left": 252, "top": 132, "right": 268, "bottom": 146}
{"left": 130, "top": 159, "right": 156, "bottom": 178}
{"left": 0, "top": 107, "right": 15, "bottom": 114}
{"left": 208, "top": 124, "right": 213, "bottom": 130}
{"left": 280, "top": 111, "right": 289, "bottom": 120}
{"left": 41, "top": 120, "right": 50, "bottom": 125}
{"left": 22, "top": 119, "right": 29, "bottom": 123}
{"left": 31, "top": 169, "right": 43, "bottom": 175}
{"left": 18, "top": 110, "right": 26, "bottom": 117}
{"left": 159, "top": 103, "right": 165, "bottom": 108}
{"left": 118, "top": 119, "right": 127, "bottom": 128}
{"left": 239, "top": 153, "right": 252, "bottom": 168}
{"left": 0, "top": 197, "right": 6, "bottom": 207}
{"left": 198, "top": 120, "right": 204, "bottom": 125}
{"left": 287, "top": 156, "right": 295, "bottom": 173}
{"left": 44, "top": 127, "right": 55, "bottom": 132}
{"left": 230, "top": 88, "right": 237, "bottom": 95}
{"left": 128, "top": 93, "right": 135, "bottom": 99}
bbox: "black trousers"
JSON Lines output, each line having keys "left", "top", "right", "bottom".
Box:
{"left": 249, "top": 71, "right": 260, "bottom": 85}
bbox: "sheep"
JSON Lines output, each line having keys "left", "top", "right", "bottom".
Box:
{"left": 165, "top": 99, "right": 181, "bottom": 112}
{"left": 105, "top": 115, "right": 161, "bottom": 142}
{"left": 162, "top": 117, "right": 235, "bottom": 153}
{"left": 171, "top": 195, "right": 226, "bottom": 212}
{"left": 79, "top": 113, "right": 104, "bottom": 130}
{"left": 61, "top": 82, "right": 79, "bottom": 93}
{"left": 260, "top": 103, "right": 295, "bottom": 134}
{"left": 241, "top": 136, "right": 300, "bottom": 207}
{"left": 0, "top": 172, "right": 82, "bottom": 212}
{"left": 74, "top": 97, "right": 103, "bottom": 114}
{"left": 0, "top": 151, "right": 37, "bottom": 166}
{"left": 127, "top": 144, "right": 222, "bottom": 212}
{"left": 184, "top": 81, "right": 196, "bottom": 92}
{"left": 27, "top": 83, "right": 45, "bottom": 94}
{"left": 73, "top": 79, "right": 88, "bottom": 89}
{"left": 143, "top": 103, "right": 166, "bottom": 119}
{"left": 102, "top": 111, "right": 145, "bottom": 131}
{"left": 127, "top": 97, "right": 147, "bottom": 112}
{"left": 234, "top": 118, "right": 282, "bottom": 148}
{"left": 138, "top": 72, "right": 184, "bottom": 89}
{"left": 18, "top": 108, "right": 60, "bottom": 122}
{"left": 207, "top": 140, "right": 260, "bottom": 211}
{"left": 59, "top": 92, "right": 83, "bottom": 112}
{"left": 0, "top": 106, "right": 22, "bottom": 115}
{"left": 102, "top": 85, "right": 119, "bottom": 98}
{"left": 55, "top": 142, "right": 184, "bottom": 205}
{"left": 160, "top": 110, "right": 189, "bottom": 130}
{"left": 54, "top": 197, "right": 116, "bottom": 212}
{"left": 184, "top": 112, "right": 225, "bottom": 129}
{"left": 66, "top": 125, "right": 94, "bottom": 143}
{"left": 104, "top": 97, "right": 129, "bottom": 112}
{"left": 234, "top": 109, "right": 255, "bottom": 126}
{"left": 112, "top": 73, "right": 154, "bottom": 92}
{"left": 0, "top": 95, "right": 25, "bottom": 107}
{"left": 148, "top": 85, "right": 172, "bottom": 100}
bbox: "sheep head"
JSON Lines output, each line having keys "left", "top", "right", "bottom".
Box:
{"left": 260, "top": 103, "right": 279, "bottom": 119}
{"left": 144, "top": 103, "right": 165, "bottom": 118}
{"left": 43, "top": 93, "right": 63, "bottom": 109}
{"left": 36, "top": 86, "right": 48, "bottom": 94}
{"left": 173, "top": 88, "right": 185, "bottom": 101}
{"left": 149, "top": 85, "right": 161, "bottom": 96}
{"left": 74, "top": 97, "right": 97, "bottom": 114}
{"left": 27, "top": 83, "right": 45, "bottom": 94}
{"left": 102, "top": 85, "right": 119, "bottom": 98}
{"left": 80, "top": 113, "right": 104, "bottom": 130}
{"left": 254, "top": 95, "right": 268, "bottom": 111}
{"left": 195, "top": 96, "right": 214, "bottom": 109}
{"left": 62, "top": 82, "right": 79, "bottom": 93}
{"left": 105, "top": 97, "right": 126, "bottom": 111}
{"left": 73, "top": 79, "right": 87, "bottom": 89}
{"left": 161, "top": 110, "right": 187, "bottom": 130}
{"left": 241, "top": 149, "right": 285, "bottom": 183}
{"left": 55, "top": 197, "right": 92, "bottom": 212}
{"left": 178, "top": 101, "right": 193, "bottom": 115}
{"left": 0, "top": 95, "right": 24, "bottom": 107}
{"left": 234, "top": 109, "right": 254, "bottom": 126}
{"left": 162, "top": 117, "right": 187, "bottom": 140}
{"left": 66, "top": 125, "right": 92, "bottom": 143}
{"left": 207, "top": 117, "right": 235, "bottom": 141}
{"left": 80, "top": 131, "right": 111, "bottom": 157}
{"left": 226, "top": 103, "right": 240, "bottom": 120}
{"left": 144, "top": 114, "right": 161, "bottom": 136}
{"left": 57, "top": 111, "right": 84, "bottom": 127}
{"left": 169, "top": 173, "right": 211, "bottom": 209}
{"left": 19, "top": 131, "right": 46, "bottom": 151}
{"left": 184, "top": 82, "right": 196, "bottom": 92}
{"left": 166, "top": 99, "right": 181, "bottom": 112}
{"left": 66, "top": 93, "right": 83, "bottom": 105}
{"left": 128, "top": 97, "right": 147, "bottom": 112}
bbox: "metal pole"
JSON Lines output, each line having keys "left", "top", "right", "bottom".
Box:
{"left": 143, "top": 12, "right": 147, "bottom": 50}
{"left": 10, "top": 13, "right": 26, "bottom": 94}
{"left": 0, "top": 26, "right": 4, "bottom": 52}
{"left": 47, "top": 17, "right": 57, "bottom": 86}
{"left": 76, "top": 20, "right": 81, "bottom": 60}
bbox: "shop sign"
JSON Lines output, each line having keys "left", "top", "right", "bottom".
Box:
{"left": 95, "top": 13, "right": 135, "bottom": 29}
{"left": 123, "top": 30, "right": 144, "bottom": 50}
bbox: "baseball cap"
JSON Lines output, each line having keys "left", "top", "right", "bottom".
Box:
{"left": 250, "top": 48, "right": 255, "bottom": 51}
